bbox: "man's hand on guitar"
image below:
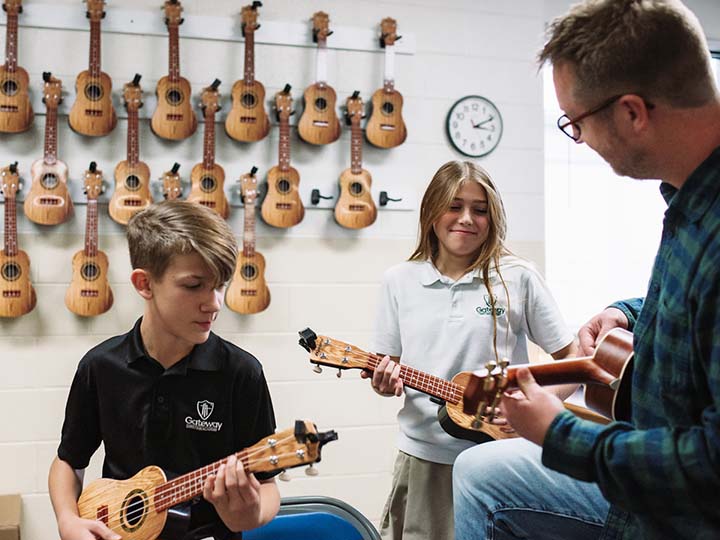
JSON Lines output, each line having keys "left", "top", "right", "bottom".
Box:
{"left": 58, "top": 514, "right": 120, "bottom": 540}
{"left": 360, "top": 355, "right": 403, "bottom": 396}
{"left": 578, "top": 307, "right": 629, "bottom": 356}
{"left": 499, "top": 368, "right": 564, "bottom": 445}
{"left": 203, "top": 454, "right": 263, "bottom": 532}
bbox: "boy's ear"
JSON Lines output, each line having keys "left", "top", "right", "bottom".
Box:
{"left": 131, "top": 269, "right": 153, "bottom": 300}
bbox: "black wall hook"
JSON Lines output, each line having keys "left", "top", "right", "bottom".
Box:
{"left": 379, "top": 191, "right": 402, "bottom": 206}
{"left": 311, "top": 189, "right": 334, "bottom": 205}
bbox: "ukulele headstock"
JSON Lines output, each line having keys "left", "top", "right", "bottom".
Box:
{"left": 462, "top": 359, "right": 510, "bottom": 419}
{"left": 83, "top": 161, "right": 104, "bottom": 201}
{"left": 274, "top": 84, "right": 294, "bottom": 122}
{"left": 297, "top": 328, "right": 372, "bottom": 372}
{"left": 380, "top": 17, "right": 400, "bottom": 47}
{"left": 162, "top": 162, "right": 182, "bottom": 201}
{"left": 0, "top": 162, "right": 20, "bottom": 199}
{"left": 85, "top": 0, "right": 106, "bottom": 21}
{"left": 122, "top": 74, "right": 143, "bottom": 112}
{"left": 241, "top": 1, "right": 262, "bottom": 34}
{"left": 3, "top": 0, "right": 23, "bottom": 16}
{"left": 41, "top": 72, "right": 63, "bottom": 108}
{"left": 163, "top": 0, "right": 183, "bottom": 27}
{"left": 345, "top": 91, "right": 365, "bottom": 125}
{"left": 200, "top": 79, "right": 222, "bottom": 115}
{"left": 311, "top": 11, "right": 332, "bottom": 44}
{"left": 239, "top": 166, "right": 258, "bottom": 204}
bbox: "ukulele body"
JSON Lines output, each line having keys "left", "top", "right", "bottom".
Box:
{"left": 226, "top": 251, "right": 270, "bottom": 314}
{"left": 187, "top": 163, "right": 229, "bottom": 219}
{"left": 261, "top": 165, "right": 304, "bottom": 228}
{"left": 25, "top": 158, "right": 73, "bottom": 225}
{"left": 109, "top": 160, "right": 152, "bottom": 225}
{"left": 225, "top": 79, "right": 270, "bottom": 142}
{"left": 298, "top": 84, "right": 341, "bottom": 145}
{"left": 69, "top": 70, "right": 117, "bottom": 136}
{"left": 0, "top": 249, "right": 36, "bottom": 317}
{"left": 366, "top": 87, "right": 407, "bottom": 148}
{"left": 0, "top": 64, "right": 33, "bottom": 133}
{"left": 65, "top": 249, "right": 113, "bottom": 316}
{"left": 334, "top": 168, "right": 377, "bottom": 229}
{"left": 151, "top": 75, "right": 197, "bottom": 140}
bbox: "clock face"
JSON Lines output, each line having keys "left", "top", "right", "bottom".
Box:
{"left": 446, "top": 96, "right": 503, "bottom": 157}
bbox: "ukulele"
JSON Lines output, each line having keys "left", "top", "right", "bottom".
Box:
{"left": 65, "top": 162, "right": 113, "bottom": 317}
{"left": 261, "top": 84, "right": 304, "bottom": 228}
{"left": 161, "top": 162, "right": 182, "bottom": 201}
{"left": 187, "top": 79, "right": 228, "bottom": 218}
{"left": 0, "top": 0, "right": 32, "bottom": 133}
{"left": 366, "top": 18, "right": 407, "bottom": 148}
{"left": 151, "top": 0, "right": 197, "bottom": 141}
{"left": 0, "top": 162, "right": 36, "bottom": 317}
{"left": 297, "top": 11, "right": 341, "bottom": 145}
{"left": 77, "top": 421, "right": 338, "bottom": 540}
{"left": 24, "top": 72, "right": 73, "bottom": 225}
{"left": 225, "top": 1, "right": 270, "bottom": 143}
{"left": 334, "top": 92, "right": 377, "bottom": 229}
{"left": 463, "top": 327, "right": 634, "bottom": 423}
{"left": 226, "top": 167, "right": 270, "bottom": 314}
{"left": 109, "top": 74, "right": 152, "bottom": 226}
{"left": 69, "top": 0, "right": 117, "bottom": 137}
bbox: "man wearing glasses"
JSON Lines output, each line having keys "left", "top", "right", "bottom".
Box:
{"left": 453, "top": 1, "right": 720, "bottom": 539}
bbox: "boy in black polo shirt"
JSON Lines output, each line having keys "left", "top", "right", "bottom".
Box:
{"left": 48, "top": 201, "right": 280, "bottom": 540}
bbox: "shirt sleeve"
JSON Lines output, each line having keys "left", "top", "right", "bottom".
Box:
{"left": 372, "top": 270, "right": 402, "bottom": 357}
{"left": 521, "top": 268, "right": 574, "bottom": 354}
{"left": 609, "top": 297, "right": 644, "bottom": 330}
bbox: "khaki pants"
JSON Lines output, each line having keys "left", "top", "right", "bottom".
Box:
{"left": 380, "top": 451, "right": 454, "bottom": 540}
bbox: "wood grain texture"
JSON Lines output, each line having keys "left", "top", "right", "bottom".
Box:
{"left": 186, "top": 163, "right": 228, "bottom": 219}
{"left": 225, "top": 79, "right": 270, "bottom": 142}
{"left": 297, "top": 84, "right": 341, "bottom": 145}
{"left": 225, "top": 251, "right": 270, "bottom": 314}
{"left": 0, "top": 65, "right": 33, "bottom": 133}
{"left": 261, "top": 166, "right": 304, "bottom": 228}
{"left": 334, "top": 168, "right": 377, "bottom": 229}
{"left": 151, "top": 76, "right": 197, "bottom": 140}
{"left": 65, "top": 250, "right": 113, "bottom": 316}
{"left": 108, "top": 160, "right": 152, "bottom": 225}
{"left": 68, "top": 71, "right": 117, "bottom": 136}
{"left": 24, "top": 159, "right": 73, "bottom": 225}
{"left": 0, "top": 249, "right": 35, "bottom": 318}
{"left": 366, "top": 88, "right": 407, "bottom": 148}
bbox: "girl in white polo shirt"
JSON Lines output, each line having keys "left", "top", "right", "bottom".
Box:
{"left": 364, "top": 160, "right": 577, "bottom": 540}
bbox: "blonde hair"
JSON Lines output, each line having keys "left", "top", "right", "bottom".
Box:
{"left": 127, "top": 201, "right": 238, "bottom": 288}
{"left": 538, "top": 0, "right": 717, "bottom": 107}
{"left": 410, "top": 160, "right": 512, "bottom": 360}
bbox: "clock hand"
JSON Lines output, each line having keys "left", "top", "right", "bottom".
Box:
{"left": 472, "top": 116, "right": 494, "bottom": 128}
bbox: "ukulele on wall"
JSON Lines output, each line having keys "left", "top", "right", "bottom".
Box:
{"left": 297, "top": 11, "right": 341, "bottom": 145}
{"left": 225, "top": 1, "right": 269, "bottom": 142}
{"left": 0, "top": 162, "right": 36, "bottom": 318}
{"left": 109, "top": 75, "right": 152, "bottom": 225}
{"left": 366, "top": 17, "right": 407, "bottom": 148}
{"left": 65, "top": 162, "right": 113, "bottom": 317}
{"left": 25, "top": 73, "right": 73, "bottom": 225}
{"left": 188, "top": 79, "right": 228, "bottom": 218}
{"left": 261, "top": 84, "right": 304, "bottom": 228}
{"left": 69, "top": 0, "right": 117, "bottom": 136}
{"left": 161, "top": 162, "right": 182, "bottom": 201}
{"left": 226, "top": 167, "right": 270, "bottom": 315}
{"left": 0, "top": 0, "right": 33, "bottom": 133}
{"left": 334, "top": 92, "right": 377, "bottom": 229}
{"left": 151, "top": 0, "right": 197, "bottom": 141}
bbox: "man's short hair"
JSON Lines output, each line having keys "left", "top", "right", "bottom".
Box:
{"left": 127, "top": 201, "right": 238, "bottom": 287}
{"left": 539, "top": 0, "right": 717, "bottom": 107}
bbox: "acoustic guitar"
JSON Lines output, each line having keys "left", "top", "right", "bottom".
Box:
{"left": 225, "top": 1, "right": 269, "bottom": 143}
{"left": 334, "top": 92, "right": 377, "bottom": 229}
{"left": 297, "top": 11, "right": 341, "bottom": 145}
{"left": 24, "top": 73, "right": 73, "bottom": 225}
{"left": 226, "top": 167, "right": 270, "bottom": 315}
{"left": 261, "top": 84, "right": 304, "bottom": 228}
{"left": 109, "top": 75, "right": 152, "bottom": 226}
{"left": 69, "top": 0, "right": 117, "bottom": 137}
{"left": 0, "top": 162, "right": 36, "bottom": 317}
{"left": 151, "top": 0, "right": 197, "bottom": 141}
{"left": 0, "top": 0, "right": 32, "bottom": 133}
{"left": 77, "top": 421, "right": 338, "bottom": 540}
{"left": 366, "top": 17, "right": 407, "bottom": 148}
{"left": 187, "top": 79, "right": 228, "bottom": 218}
{"left": 65, "top": 162, "right": 113, "bottom": 317}
{"left": 462, "top": 327, "right": 634, "bottom": 423}
{"left": 161, "top": 162, "right": 182, "bottom": 201}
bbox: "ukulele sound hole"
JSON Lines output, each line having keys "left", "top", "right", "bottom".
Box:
{"left": 125, "top": 175, "right": 141, "bottom": 191}
{"left": 165, "top": 88, "right": 184, "bottom": 106}
{"left": 84, "top": 84, "right": 104, "bottom": 102}
{"left": 350, "top": 182, "right": 364, "bottom": 196}
{"left": 120, "top": 490, "right": 147, "bottom": 532}
{"left": 314, "top": 97, "right": 328, "bottom": 111}
{"left": 81, "top": 263, "right": 100, "bottom": 282}
{"left": 241, "top": 264, "right": 258, "bottom": 281}
{"left": 276, "top": 179, "right": 291, "bottom": 194}
{"left": 201, "top": 176, "right": 216, "bottom": 192}
{"left": 382, "top": 101, "right": 395, "bottom": 115}
{"left": 41, "top": 173, "right": 59, "bottom": 189}
{"left": 1, "top": 79, "right": 18, "bottom": 96}
{"left": 1, "top": 262, "right": 21, "bottom": 282}
{"left": 241, "top": 92, "right": 257, "bottom": 108}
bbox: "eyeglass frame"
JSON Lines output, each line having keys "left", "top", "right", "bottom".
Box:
{"left": 557, "top": 93, "right": 655, "bottom": 142}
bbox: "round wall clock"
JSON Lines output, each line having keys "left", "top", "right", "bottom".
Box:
{"left": 446, "top": 95, "right": 503, "bottom": 157}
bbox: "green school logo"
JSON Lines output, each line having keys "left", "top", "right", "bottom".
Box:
{"left": 476, "top": 295, "right": 506, "bottom": 317}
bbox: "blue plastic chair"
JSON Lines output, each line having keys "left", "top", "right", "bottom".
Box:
{"left": 244, "top": 496, "right": 381, "bottom": 540}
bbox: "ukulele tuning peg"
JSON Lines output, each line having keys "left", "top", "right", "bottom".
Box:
{"left": 336, "top": 369, "right": 342, "bottom": 378}
{"left": 313, "top": 365, "right": 323, "bottom": 374}
{"left": 305, "top": 464, "right": 319, "bottom": 476}
{"left": 278, "top": 471, "right": 291, "bottom": 482}
{"left": 485, "top": 360, "right": 497, "bottom": 372}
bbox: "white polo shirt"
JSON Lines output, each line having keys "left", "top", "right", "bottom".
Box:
{"left": 372, "top": 256, "right": 573, "bottom": 464}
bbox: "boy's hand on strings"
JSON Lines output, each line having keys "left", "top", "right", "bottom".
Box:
{"left": 360, "top": 355, "right": 404, "bottom": 396}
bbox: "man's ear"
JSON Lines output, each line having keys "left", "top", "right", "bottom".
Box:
{"left": 131, "top": 269, "right": 153, "bottom": 300}
{"left": 619, "top": 95, "right": 651, "bottom": 133}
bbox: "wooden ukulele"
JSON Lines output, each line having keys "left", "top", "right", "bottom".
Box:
{"left": 69, "top": 0, "right": 117, "bottom": 137}
{"left": 0, "top": 162, "right": 36, "bottom": 317}
{"left": 226, "top": 167, "right": 270, "bottom": 314}
{"left": 187, "top": 79, "right": 228, "bottom": 218}
{"left": 225, "top": 1, "right": 270, "bottom": 143}
{"left": 463, "top": 328, "right": 634, "bottom": 423}
{"left": 109, "top": 75, "right": 152, "bottom": 225}
{"left": 24, "top": 73, "right": 73, "bottom": 225}
{"left": 161, "top": 162, "right": 182, "bottom": 201}
{"left": 366, "top": 18, "right": 407, "bottom": 148}
{"left": 334, "top": 92, "right": 377, "bottom": 229}
{"left": 297, "top": 11, "right": 341, "bottom": 145}
{"left": 77, "top": 421, "right": 338, "bottom": 540}
{"left": 0, "top": 0, "right": 32, "bottom": 133}
{"left": 261, "top": 84, "right": 304, "bottom": 228}
{"left": 151, "top": 0, "right": 197, "bottom": 141}
{"left": 65, "top": 162, "right": 113, "bottom": 317}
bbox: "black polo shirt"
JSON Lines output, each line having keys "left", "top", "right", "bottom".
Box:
{"left": 58, "top": 318, "right": 277, "bottom": 536}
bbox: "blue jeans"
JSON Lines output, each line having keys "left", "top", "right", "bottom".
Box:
{"left": 453, "top": 438, "right": 609, "bottom": 540}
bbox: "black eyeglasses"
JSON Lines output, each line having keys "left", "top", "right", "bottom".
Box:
{"left": 557, "top": 94, "right": 655, "bottom": 142}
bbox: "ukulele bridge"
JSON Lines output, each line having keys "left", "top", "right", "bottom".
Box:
{"left": 312, "top": 120, "right": 329, "bottom": 127}
{"left": 2, "top": 290, "right": 21, "bottom": 298}
{"left": 165, "top": 114, "right": 184, "bottom": 121}
{"left": 0, "top": 105, "right": 18, "bottom": 112}
{"left": 380, "top": 124, "right": 396, "bottom": 131}
{"left": 239, "top": 116, "right": 257, "bottom": 123}
{"left": 84, "top": 110, "right": 104, "bottom": 117}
